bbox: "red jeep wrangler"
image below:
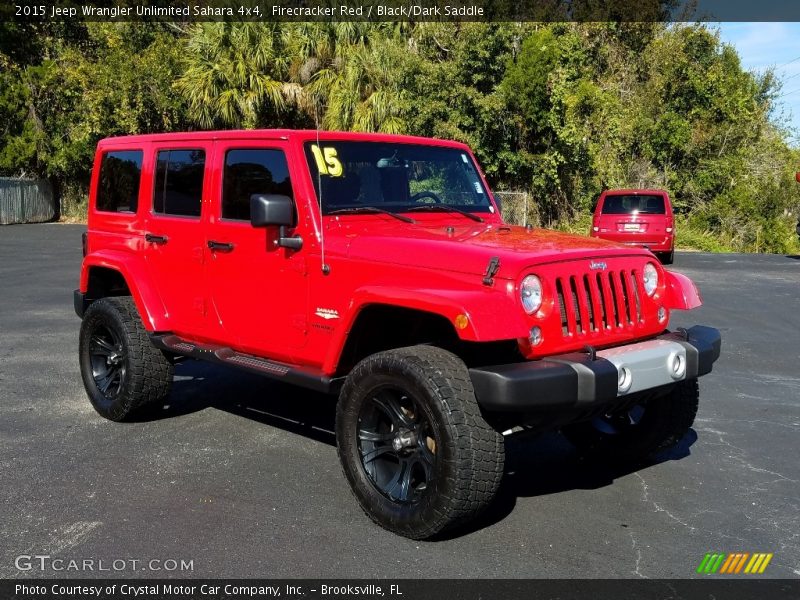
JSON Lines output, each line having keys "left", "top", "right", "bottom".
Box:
{"left": 75, "top": 130, "right": 720, "bottom": 539}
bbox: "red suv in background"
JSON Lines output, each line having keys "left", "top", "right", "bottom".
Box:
{"left": 591, "top": 189, "right": 675, "bottom": 264}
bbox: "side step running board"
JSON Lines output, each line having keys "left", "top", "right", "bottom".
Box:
{"left": 150, "top": 334, "right": 343, "bottom": 395}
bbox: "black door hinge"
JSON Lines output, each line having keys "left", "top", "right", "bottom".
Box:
{"left": 482, "top": 256, "right": 501, "bottom": 286}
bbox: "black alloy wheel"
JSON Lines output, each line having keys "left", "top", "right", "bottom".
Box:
{"left": 357, "top": 386, "right": 438, "bottom": 504}
{"left": 88, "top": 324, "right": 127, "bottom": 400}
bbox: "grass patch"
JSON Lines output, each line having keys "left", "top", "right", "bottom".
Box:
{"left": 59, "top": 185, "right": 88, "bottom": 223}
{"left": 674, "top": 217, "right": 733, "bottom": 253}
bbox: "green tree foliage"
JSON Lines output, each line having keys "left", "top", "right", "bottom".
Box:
{"left": 0, "top": 21, "right": 797, "bottom": 252}
{"left": 175, "top": 22, "right": 291, "bottom": 129}
{"left": 0, "top": 21, "right": 187, "bottom": 201}
{"left": 174, "top": 22, "right": 409, "bottom": 131}
{"left": 402, "top": 23, "right": 525, "bottom": 181}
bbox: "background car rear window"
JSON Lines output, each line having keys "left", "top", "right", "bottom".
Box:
{"left": 222, "top": 149, "right": 293, "bottom": 221}
{"left": 96, "top": 150, "right": 143, "bottom": 213}
{"left": 601, "top": 194, "right": 665, "bottom": 215}
{"left": 153, "top": 149, "right": 205, "bottom": 217}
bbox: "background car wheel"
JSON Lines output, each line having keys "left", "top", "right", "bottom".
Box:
{"left": 79, "top": 297, "right": 173, "bottom": 421}
{"left": 658, "top": 250, "right": 674, "bottom": 265}
{"left": 336, "top": 345, "right": 504, "bottom": 539}
{"left": 561, "top": 379, "right": 699, "bottom": 463}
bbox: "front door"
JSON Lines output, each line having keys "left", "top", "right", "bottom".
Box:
{"left": 204, "top": 141, "right": 309, "bottom": 360}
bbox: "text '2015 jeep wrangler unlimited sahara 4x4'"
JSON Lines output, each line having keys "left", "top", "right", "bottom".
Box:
{"left": 75, "top": 130, "right": 721, "bottom": 539}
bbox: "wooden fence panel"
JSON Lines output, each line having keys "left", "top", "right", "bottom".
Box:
{"left": 0, "top": 178, "right": 55, "bottom": 225}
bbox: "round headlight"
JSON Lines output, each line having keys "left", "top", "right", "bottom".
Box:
{"left": 521, "top": 275, "right": 543, "bottom": 314}
{"left": 643, "top": 262, "right": 658, "bottom": 296}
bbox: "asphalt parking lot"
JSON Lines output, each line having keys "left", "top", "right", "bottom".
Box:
{"left": 1, "top": 223, "right": 798, "bottom": 579}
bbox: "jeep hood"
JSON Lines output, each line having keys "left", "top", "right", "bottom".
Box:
{"left": 332, "top": 221, "right": 652, "bottom": 278}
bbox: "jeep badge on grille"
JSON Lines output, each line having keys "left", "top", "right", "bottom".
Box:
{"left": 590, "top": 260, "right": 608, "bottom": 270}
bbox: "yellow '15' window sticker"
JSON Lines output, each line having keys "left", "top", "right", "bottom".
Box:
{"left": 310, "top": 144, "right": 343, "bottom": 177}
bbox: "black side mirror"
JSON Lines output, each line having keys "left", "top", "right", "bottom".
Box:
{"left": 250, "top": 194, "right": 294, "bottom": 228}
{"left": 250, "top": 194, "right": 302, "bottom": 250}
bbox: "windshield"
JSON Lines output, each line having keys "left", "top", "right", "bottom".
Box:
{"left": 601, "top": 194, "right": 666, "bottom": 215}
{"left": 304, "top": 141, "right": 493, "bottom": 215}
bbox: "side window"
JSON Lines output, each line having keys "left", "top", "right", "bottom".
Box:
{"left": 222, "top": 149, "right": 293, "bottom": 221}
{"left": 96, "top": 150, "right": 143, "bottom": 213}
{"left": 153, "top": 149, "right": 205, "bottom": 217}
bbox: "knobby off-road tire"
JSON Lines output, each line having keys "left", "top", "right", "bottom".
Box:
{"left": 79, "top": 297, "right": 173, "bottom": 421}
{"left": 562, "top": 379, "right": 699, "bottom": 463}
{"left": 336, "top": 345, "right": 505, "bottom": 539}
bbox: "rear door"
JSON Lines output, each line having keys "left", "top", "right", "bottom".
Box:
{"left": 204, "top": 140, "right": 309, "bottom": 360}
{"left": 142, "top": 142, "right": 211, "bottom": 338}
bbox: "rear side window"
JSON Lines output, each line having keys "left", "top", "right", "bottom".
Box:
{"left": 222, "top": 149, "right": 293, "bottom": 221}
{"left": 153, "top": 149, "right": 206, "bottom": 217}
{"left": 601, "top": 194, "right": 666, "bottom": 215}
{"left": 96, "top": 150, "right": 143, "bottom": 213}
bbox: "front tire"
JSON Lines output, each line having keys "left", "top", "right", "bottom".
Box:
{"left": 562, "top": 379, "right": 699, "bottom": 463}
{"left": 79, "top": 297, "right": 173, "bottom": 421}
{"left": 336, "top": 345, "right": 504, "bottom": 539}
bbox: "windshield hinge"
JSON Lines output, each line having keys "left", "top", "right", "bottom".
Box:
{"left": 482, "top": 256, "right": 501, "bottom": 286}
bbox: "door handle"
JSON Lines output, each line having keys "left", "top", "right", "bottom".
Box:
{"left": 145, "top": 233, "right": 168, "bottom": 245}
{"left": 207, "top": 240, "right": 235, "bottom": 252}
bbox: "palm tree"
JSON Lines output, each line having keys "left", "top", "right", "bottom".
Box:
{"left": 176, "top": 21, "right": 414, "bottom": 133}
{"left": 309, "top": 39, "right": 408, "bottom": 133}
{"left": 175, "top": 22, "right": 290, "bottom": 129}
{"left": 298, "top": 22, "right": 411, "bottom": 133}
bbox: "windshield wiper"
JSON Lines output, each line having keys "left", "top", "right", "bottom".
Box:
{"left": 406, "top": 204, "right": 484, "bottom": 222}
{"left": 328, "top": 206, "right": 416, "bottom": 224}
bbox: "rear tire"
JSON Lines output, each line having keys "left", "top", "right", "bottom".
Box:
{"left": 562, "top": 379, "right": 699, "bottom": 463}
{"left": 79, "top": 297, "right": 173, "bottom": 421}
{"left": 336, "top": 345, "right": 504, "bottom": 539}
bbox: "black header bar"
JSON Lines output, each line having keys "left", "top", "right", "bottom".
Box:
{"left": 4, "top": 0, "right": 800, "bottom": 23}
{"left": 3, "top": 579, "right": 800, "bottom": 600}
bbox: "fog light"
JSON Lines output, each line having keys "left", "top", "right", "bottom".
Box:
{"left": 529, "top": 326, "right": 543, "bottom": 346}
{"left": 670, "top": 353, "right": 686, "bottom": 379}
{"left": 618, "top": 367, "right": 633, "bottom": 393}
{"left": 657, "top": 306, "right": 667, "bottom": 322}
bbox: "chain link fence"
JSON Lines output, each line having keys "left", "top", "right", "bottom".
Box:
{"left": 494, "top": 190, "right": 539, "bottom": 227}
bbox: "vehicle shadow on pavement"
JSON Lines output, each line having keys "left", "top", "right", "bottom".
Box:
{"left": 135, "top": 360, "right": 337, "bottom": 445}
{"left": 140, "top": 360, "right": 698, "bottom": 539}
{"left": 438, "top": 428, "right": 698, "bottom": 538}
